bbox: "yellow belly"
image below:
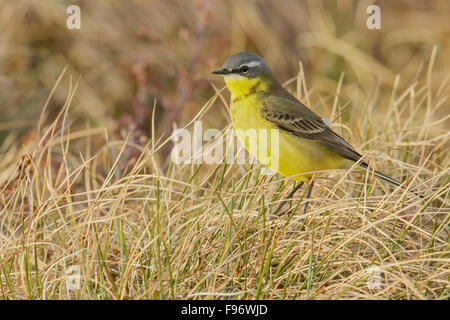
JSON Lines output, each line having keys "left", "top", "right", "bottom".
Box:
{"left": 230, "top": 98, "right": 351, "bottom": 181}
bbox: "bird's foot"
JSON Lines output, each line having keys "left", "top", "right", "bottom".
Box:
{"left": 275, "top": 209, "right": 293, "bottom": 217}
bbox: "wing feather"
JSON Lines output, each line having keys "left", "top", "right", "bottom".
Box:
{"left": 258, "top": 94, "right": 417, "bottom": 194}
{"left": 261, "top": 96, "right": 364, "bottom": 163}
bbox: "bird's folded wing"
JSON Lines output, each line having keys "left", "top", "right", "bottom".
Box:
{"left": 261, "top": 96, "right": 364, "bottom": 163}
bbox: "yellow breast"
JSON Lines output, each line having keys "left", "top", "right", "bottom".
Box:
{"left": 227, "top": 77, "right": 351, "bottom": 181}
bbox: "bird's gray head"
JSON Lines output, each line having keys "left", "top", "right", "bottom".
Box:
{"left": 212, "top": 52, "right": 271, "bottom": 79}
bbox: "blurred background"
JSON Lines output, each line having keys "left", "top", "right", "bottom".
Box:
{"left": 0, "top": 0, "right": 448, "bottom": 161}
{"left": 0, "top": 0, "right": 448, "bottom": 300}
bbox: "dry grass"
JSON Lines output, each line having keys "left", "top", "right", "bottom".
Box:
{"left": 0, "top": 0, "right": 449, "bottom": 299}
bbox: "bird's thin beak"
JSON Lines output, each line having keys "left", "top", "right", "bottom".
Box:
{"left": 211, "top": 68, "right": 230, "bottom": 75}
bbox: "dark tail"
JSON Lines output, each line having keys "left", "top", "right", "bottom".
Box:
{"left": 359, "top": 162, "right": 423, "bottom": 198}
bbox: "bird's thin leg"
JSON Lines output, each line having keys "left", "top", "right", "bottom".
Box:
{"left": 303, "top": 180, "right": 314, "bottom": 214}
{"left": 272, "top": 182, "right": 304, "bottom": 216}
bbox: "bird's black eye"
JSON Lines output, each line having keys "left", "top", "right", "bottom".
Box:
{"left": 240, "top": 66, "right": 249, "bottom": 73}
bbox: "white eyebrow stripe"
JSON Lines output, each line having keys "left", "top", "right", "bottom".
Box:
{"left": 238, "top": 60, "right": 262, "bottom": 69}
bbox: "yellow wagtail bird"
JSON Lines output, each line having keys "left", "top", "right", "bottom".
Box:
{"left": 212, "top": 52, "right": 420, "bottom": 215}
